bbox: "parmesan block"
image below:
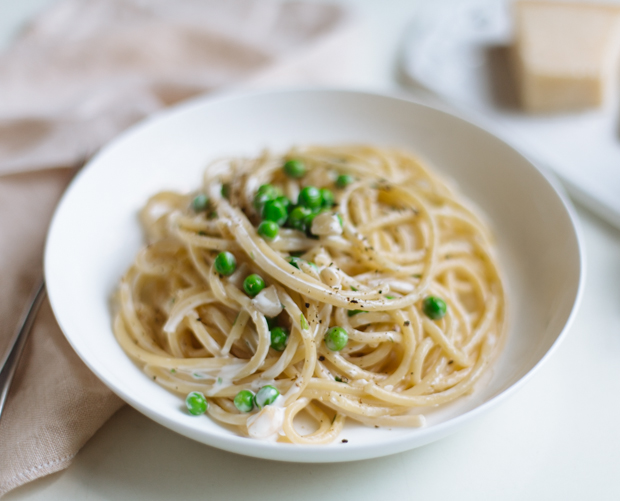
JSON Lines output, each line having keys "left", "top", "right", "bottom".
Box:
{"left": 513, "top": 0, "right": 620, "bottom": 113}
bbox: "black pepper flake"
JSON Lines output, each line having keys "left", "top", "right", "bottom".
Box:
{"left": 448, "top": 360, "right": 454, "bottom": 365}
{"left": 319, "top": 320, "right": 323, "bottom": 324}
{"left": 351, "top": 300, "right": 358, "bottom": 304}
{"left": 379, "top": 290, "right": 382, "bottom": 294}
{"left": 305, "top": 303, "right": 310, "bottom": 308}
{"left": 404, "top": 321, "right": 410, "bottom": 326}
{"left": 342, "top": 439, "right": 348, "bottom": 443}
{"left": 374, "top": 425, "right": 379, "bottom": 428}
{"left": 319, "top": 355, "right": 325, "bottom": 362}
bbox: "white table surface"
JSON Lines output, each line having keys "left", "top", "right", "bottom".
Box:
{"left": 3, "top": 0, "right": 620, "bottom": 499}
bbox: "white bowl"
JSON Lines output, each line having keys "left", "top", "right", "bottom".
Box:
{"left": 45, "top": 89, "right": 584, "bottom": 462}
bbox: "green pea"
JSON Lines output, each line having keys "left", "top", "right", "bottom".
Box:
{"left": 221, "top": 184, "right": 230, "bottom": 199}
{"left": 258, "top": 220, "right": 279, "bottom": 240}
{"left": 192, "top": 194, "right": 209, "bottom": 212}
{"left": 270, "top": 326, "right": 289, "bottom": 352}
{"left": 298, "top": 186, "right": 322, "bottom": 210}
{"left": 214, "top": 251, "right": 236, "bottom": 276}
{"left": 422, "top": 296, "right": 447, "bottom": 320}
{"left": 234, "top": 390, "right": 255, "bottom": 413}
{"left": 283, "top": 159, "right": 306, "bottom": 178}
{"left": 320, "top": 188, "right": 335, "bottom": 208}
{"left": 262, "top": 199, "right": 288, "bottom": 226}
{"left": 287, "top": 206, "right": 312, "bottom": 232}
{"left": 243, "top": 274, "right": 265, "bottom": 297}
{"left": 275, "top": 196, "right": 293, "bottom": 213}
{"left": 255, "top": 385, "right": 280, "bottom": 409}
{"left": 336, "top": 174, "right": 354, "bottom": 189}
{"left": 324, "top": 326, "right": 348, "bottom": 351}
{"left": 185, "top": 391, "right": 208, "bottom": 415}
{"left": 253, "top": 184, "right": 279, "bottom": 211}
{"left": 347, "top": 310, "right": 365, "bottom": 317}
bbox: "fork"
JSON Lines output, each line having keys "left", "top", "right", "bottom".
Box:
{"left": 0, "top": 280, "right": 47, "bottom": 422}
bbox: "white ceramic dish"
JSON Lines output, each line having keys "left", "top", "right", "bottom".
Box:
{"left": 45, "top": 88, "right": 583, "bottom": 462}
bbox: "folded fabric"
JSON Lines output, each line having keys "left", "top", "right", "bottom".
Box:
{"left": 0, "top": 0, "right": 358, "bottom": 496}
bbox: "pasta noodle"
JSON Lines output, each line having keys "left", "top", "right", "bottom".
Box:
{"left": 113, "top": 145, "right": 506, "bottom": 443}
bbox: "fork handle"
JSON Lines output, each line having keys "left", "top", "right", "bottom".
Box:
{"left": 0, "top": 280, "right": 46, "bottom": 423}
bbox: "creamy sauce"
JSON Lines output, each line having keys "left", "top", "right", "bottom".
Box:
{"left": 247, "top": 395, "right": 286, "bottom": 440}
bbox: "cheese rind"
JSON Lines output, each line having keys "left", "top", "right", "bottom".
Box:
{"left": 513, "top": 1, "right": 620, "bottom": 113}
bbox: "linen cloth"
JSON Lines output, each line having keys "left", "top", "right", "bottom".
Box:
{"left": 0, "top": 0, "right": 358, "bottom": 495}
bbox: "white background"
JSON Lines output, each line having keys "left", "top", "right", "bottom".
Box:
{"left": 2, "top": 0, "right": 620, "bottom": 499}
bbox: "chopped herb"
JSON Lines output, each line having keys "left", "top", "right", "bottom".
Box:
{"left": 198, "top": 231, "right": 207, "bottom": 236}
{"left": 351, "top": 286, "right": 358, "bottom": 291}
{"left": 170, "top": 369, "right": 176, "bottom": 374}
{"left": 217, "top": 377, "right": 223, "bottom": 384}
{"left": 413, "top": 274, "right": 422, "bottom": 278}
{"left": 250, "top": 252, "right": 255, "bottom": 260}
{"left": 208, "top": 211, "right": 218, "bottom": 220}
{"left": 385, "top": 295, "right": 395, "bottom": 300}
{"left": 332, "top": 414, "right": 338, "bottom": 424}
{"left": 300, "top": 313, "right": 309, "bottom": 330}
{"left": 335, "top": 376, "right": 348, "bottom": 384}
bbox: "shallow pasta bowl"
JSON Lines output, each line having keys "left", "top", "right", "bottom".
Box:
{"left": 45, "top": 88, "right": 583, "bottom": 462}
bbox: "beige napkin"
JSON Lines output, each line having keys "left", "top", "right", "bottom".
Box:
{"left": 0, "top": 0, "right": 358, "bottom": 495}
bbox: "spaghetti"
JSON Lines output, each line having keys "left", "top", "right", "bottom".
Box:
{"left": 113, "top": 145, "right": 506, "bottom": 443}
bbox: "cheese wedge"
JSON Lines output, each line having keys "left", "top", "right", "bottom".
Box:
{"left": 513, "top": 0, "right": 620, "bottom": 113}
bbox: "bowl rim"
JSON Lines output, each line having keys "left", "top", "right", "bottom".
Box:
{"left": 44, "top": 86, "right": 586, "bottom": 462}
